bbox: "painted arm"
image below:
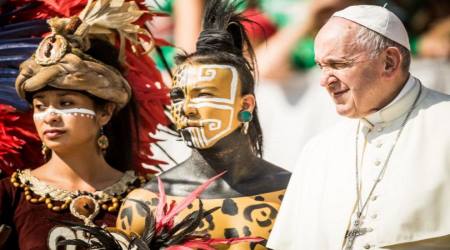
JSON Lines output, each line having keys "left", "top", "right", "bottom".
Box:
{"left": 116, "top": 188, "right": 156, "bottom": 236}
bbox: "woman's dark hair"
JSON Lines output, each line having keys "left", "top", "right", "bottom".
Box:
{"left": 84, "top": 38, "right": 139, "bottom": 172}
{"left": 175, "top": 0, "right": 263, "bottom": 157}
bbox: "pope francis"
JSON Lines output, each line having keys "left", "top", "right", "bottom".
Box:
{"left": 267, "top": 5, "right": 450, "bottom": 250}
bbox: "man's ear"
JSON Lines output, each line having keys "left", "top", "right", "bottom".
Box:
{"left": 383, "top": 47, "right": 402, "bottom": 76}
{"left": 241, "top": 94, "right": 256, "bottom": 112}
{"left": 97, "top": 103, "right": 116, "bottom": 126}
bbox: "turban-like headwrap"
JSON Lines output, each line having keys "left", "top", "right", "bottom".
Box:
{"left": 15, "top": 0, "right": 153, "bottom": 110}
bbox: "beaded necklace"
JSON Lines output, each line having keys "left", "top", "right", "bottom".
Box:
{"left": 10, "top": 169, "right": 151, "bottom": 226}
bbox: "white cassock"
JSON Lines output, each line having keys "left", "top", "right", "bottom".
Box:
{"left": 267, "top": 75, "right": 450, "bottom": 250}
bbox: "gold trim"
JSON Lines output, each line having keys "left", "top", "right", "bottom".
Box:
{"left": 17, "top": 169, "right": 137, "bottom": 202}
{"left": 10, "top": 169, "right": 150, "bottom": 221}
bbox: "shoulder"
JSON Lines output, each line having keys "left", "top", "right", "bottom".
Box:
{"left": 0, "top": 176, "right": 19, "bottom": 219}
{"left": 250, "top": 158, "right": 291, "bottom": 185}
{"left": 301, "top": 119, "right": 355, "bottom": 155}
{"left": 421, "top": 83, "right": 450, "bottom": 99}
{"left": 126, "top": 187, "right": 158, "bottom": 202}
{"left": 420, "top": 86, "right": 450, "bottom": 110}
{"left": 0, "top": 176, "right": 16, "bottom": 197}
{"left": 413, "top": 86, "right": 450, "bottom": 128}
{"left": 289, "top": 119, "right": 355, "bottom": 177}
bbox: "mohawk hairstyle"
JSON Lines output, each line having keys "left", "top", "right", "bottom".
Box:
{"left": 196, "top": 0, "right": 255, "bottom": 61}
{"left": 175, "top": 0, "right": 264, "bottom": 157}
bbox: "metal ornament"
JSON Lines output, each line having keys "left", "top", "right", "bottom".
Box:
{"left": 70, "top": 193, "right": 100, "bottom": 226}
{"left": 237, "top": 109, "right": 252, "bottom": 122}
{"left": 35, "top": 34, "right": 69, "bottom": 66}
{"left": 238, "top": 110, "right": 252, "bottom": 135}
{"left": 97, "top": 127, "right": 109, "bottom": 152}
{"left": 41, "top": 143, "right": 50, "bottom": 160}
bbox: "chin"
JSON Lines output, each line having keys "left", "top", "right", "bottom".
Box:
{"left": 335, "top": 105, "right": 357, "bottom": 118}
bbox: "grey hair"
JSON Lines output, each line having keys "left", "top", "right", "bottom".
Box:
{"left": 353, "top": 25, "right": 411, "bottom": 72}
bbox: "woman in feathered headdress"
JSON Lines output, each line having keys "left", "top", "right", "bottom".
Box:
{"left": 119, "top": 0, "right": 291, "bottom": 249}
{"left": 0, "top": 0, "right": 170, "bottom": 248}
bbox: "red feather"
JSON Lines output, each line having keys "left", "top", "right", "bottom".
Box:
{"left": 165, "top": 246, "right": 197, "bottom": 250}
{"left": 1, "top": 0, "right": 171, "bottom": 175}
{"left": 159, "top": 172, "right": 226, "bottom": 225}
{"left": 155, "top": 176, "right": 167, "bottom": 223}
{"left": 124, "top": 49, "right": 170, "bottom": 172}
{"left": 0, "top": 104, "right": 44, "bottom": 176}
{"left": 166, "top": 237, "right": 264, "bottom": 250}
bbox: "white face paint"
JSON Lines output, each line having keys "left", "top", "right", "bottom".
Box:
{"left": 170, "top": 63, "right": 243, "bottom": 149}
{"left": 33, "top": 107, "right": 96, "bottom": 121}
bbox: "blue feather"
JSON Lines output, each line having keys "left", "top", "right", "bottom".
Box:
{"left": 0, "top": 43, "right": 38, "bottom": 55}
{"left": 0, "top": 25, "right": 49, "bottom": 39}
{"left": 0, "top": 55, "right": 30, "bottom": 67}
{"left": 0, "top": 37, "right": 42, "bottom": 45}
{"left": 0, "top": 68, "right": 19, "bottom": 77}
{"left": 0, "top": 86, "right": 29, "bottom": 111}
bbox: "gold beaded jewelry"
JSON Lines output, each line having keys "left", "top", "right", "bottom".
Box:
{"left": 97, "top": 127, "right": 109, "bottom": 153}
{"left": 41, "top": 143, "right": 51, "bottom": 160}
{"left": 11, "top": 169, "right": 151, "bottom": 224}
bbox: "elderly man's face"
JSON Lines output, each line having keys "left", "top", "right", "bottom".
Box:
{"left": 314, "top": 17, "right": 386, "bottom": 118}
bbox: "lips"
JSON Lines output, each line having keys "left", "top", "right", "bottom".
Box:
{"left": 43, "top": 129, "right": 66, "bottom": 139}
{"left": 331, "top": 89, "right": 349, "bottom": 97}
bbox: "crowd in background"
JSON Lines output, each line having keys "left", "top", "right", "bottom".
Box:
{"left": 147, "top": 0, "right": 450, "bottom": 170}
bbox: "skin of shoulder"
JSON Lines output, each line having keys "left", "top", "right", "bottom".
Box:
{"left": 144, "top": 157, "right": 291, "bottom": 198}
{"left": 116, "top": 188, "right": 156, "bottom": 236}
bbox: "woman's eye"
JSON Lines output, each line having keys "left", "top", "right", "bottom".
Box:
{"left": 61, "top": 101, "right": 73, "bottom": 107}
{"left": 34, "top": 104, "right": 46, "bottom": 111}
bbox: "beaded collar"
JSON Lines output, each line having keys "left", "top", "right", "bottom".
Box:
{"left": 10, "top": 169, "right": 150, "bottom": 225}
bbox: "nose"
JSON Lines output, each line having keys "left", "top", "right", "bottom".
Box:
{"left": 182, "top": 99, "right": 198, "bottom": 118}
{"left": 319, "top": 69, "right": 339, "bottom": 88}
{"left": 43, "top": 109, "right": 62, "bottom": 124}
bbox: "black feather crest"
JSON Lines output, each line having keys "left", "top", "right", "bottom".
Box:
{"left": 196, "top": 0, "right": 256, "bottom": 62}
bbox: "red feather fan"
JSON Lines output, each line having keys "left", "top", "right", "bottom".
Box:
{"left": 0, "top": 0, "right": 171, "bottom": 175}
{"left": 0, "top": 104, "right": 44, "bottom": 176}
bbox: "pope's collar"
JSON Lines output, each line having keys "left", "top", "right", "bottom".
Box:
{"left": 361, "top": 75, "right": 420, "bottom": 128}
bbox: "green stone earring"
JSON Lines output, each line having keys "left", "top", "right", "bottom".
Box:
{"left": 238, "top": 110, "right": 253, "bottom": 134}
{"left": 238, "top": 110, "right": 253, "bottom": 123}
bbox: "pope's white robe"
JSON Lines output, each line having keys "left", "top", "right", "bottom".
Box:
{"left": 267, "top": 76, "right": 450, "bottom": 250}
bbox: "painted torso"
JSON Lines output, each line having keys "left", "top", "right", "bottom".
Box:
{"left": 119, "top": 188, "right": 285, "bottom": 250}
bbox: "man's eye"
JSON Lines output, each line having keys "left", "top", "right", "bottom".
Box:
{"left": 332, "top": 63, "right": 349, "bottom": 69}
{"left": 198, "top": 92, "right": 213, "bottom": 98}
{"left": 170, "top": 88, "right": 185, "bottom": 102}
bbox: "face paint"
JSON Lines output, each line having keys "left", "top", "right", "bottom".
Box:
{"left": 170, "top": 63, "right": 243, "bottom": 149}
{"left": 33, "top": 107, "right": 96, "bottom": 121}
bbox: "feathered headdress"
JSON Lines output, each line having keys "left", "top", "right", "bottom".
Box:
{"left": 194, "top": 0, "right": 255, "bottom": 62}
{"left": 0, "top": 0, "right": 170, "bottom": 175}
